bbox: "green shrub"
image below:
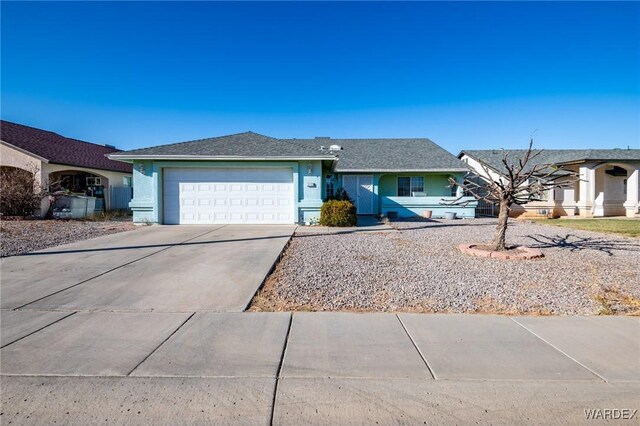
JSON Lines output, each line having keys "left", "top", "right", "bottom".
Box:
{"left": 319, "top": 200, "right": 357, "bottom": 227}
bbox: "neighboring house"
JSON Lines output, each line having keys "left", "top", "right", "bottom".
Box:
{"left": 459, "top": 149, "right": 640, "bottom": 218}
{"left": 0, "top": 120, "right": 133, "bottom": 214}
{"left": 108, "top": 132, "right": 476, "bottom": 225}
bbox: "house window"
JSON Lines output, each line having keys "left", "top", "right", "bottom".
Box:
{"left": 398, "top": 177, "right": 424, "bottom": 196}
{"left": 398, "top": 177, "right": 411, "bottom": 196}
{"left": 411, "top": 177, "right": 424, "bottom": 194}
{"left": 123, "top": 176, "right": 132, "bottom": 187}
{"left": 86, "top": 176, "right": 102, "bottom": 186}
{"left": 326, "top": 175, "right": 334, "bottom": 199}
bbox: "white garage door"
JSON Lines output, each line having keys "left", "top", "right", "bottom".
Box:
{"left": 163, "top": 168, "right": 295, "bottom": 224}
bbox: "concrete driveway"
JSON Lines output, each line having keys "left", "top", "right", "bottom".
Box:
{"left": 1, "top": 224, "right": 295, "bottom": 312}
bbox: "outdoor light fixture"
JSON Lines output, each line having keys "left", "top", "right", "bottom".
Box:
{"left": 307, "top": 163, "right": 313, "bottom": 174}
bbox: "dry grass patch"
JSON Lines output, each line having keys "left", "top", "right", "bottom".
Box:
{"left": 532, "top": 219, "right": 640, "bottom": 238}
{"left": 594, "top": 285, "right": 640, "bottom": 316}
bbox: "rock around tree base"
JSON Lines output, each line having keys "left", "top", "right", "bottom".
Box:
{"left": 458, "top": 243, "right": 544, "bottom": 260}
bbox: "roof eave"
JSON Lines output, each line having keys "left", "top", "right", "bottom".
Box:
{"left": 334, "top": 168, "right": 470, "bottom": 173}
{"left": 47, "top": 161, "right": 132, "bottom": 174}
{"left": 107, "top": 154, "right": 336, "bottom": 161}
{"left": 456, "top": 152, "right": 507, "bottom": 176}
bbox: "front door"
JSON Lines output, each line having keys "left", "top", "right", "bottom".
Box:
{"left": 342, "top": 175, "right": 374, "bottom": 214}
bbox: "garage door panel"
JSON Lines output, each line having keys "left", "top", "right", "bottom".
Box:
{"left": 163, "top": 168, "right": 295, "bottom": 225}
{"left": 229, "top": 198, "right": 243, "bottom": 207}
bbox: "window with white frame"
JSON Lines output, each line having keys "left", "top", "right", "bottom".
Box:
{"left": 398, "top": 176, "right": 424, "bottom": 196}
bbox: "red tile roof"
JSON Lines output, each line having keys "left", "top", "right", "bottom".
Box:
{"left": 0, "top": 120, "right": 132, "bottom": 174}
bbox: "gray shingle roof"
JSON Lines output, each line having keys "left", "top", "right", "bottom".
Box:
{"left": 290, "top": 138, "right": 467, "bottom": 172}
{"left": 114, "top": 132, "right": 332, "bottom": 159}
{"left": 461, "top": 149, "right": 640, "bottom": 174}
{"left": 111, "top": 132, "right": 468, "bottom": 172}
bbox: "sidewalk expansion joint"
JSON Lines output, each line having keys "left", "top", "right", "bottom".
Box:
{"left": 510, "top": 317, "right": 608, "bottom": 383}
{"left": 396, "top": 314, "right": 436, "bottom": 380}
{"left": 0, "top": 311, "right": 78, "bottom": 349}
{"left": 126, "top": 312, "right": 196, "bottom": 377}
{"left": 269, "top": 311, "right": 293, "bottom": 426}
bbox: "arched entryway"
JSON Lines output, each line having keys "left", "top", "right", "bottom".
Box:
{"left": 591, "top": 162, "right": 639, "bottom": 217}
{"left": 48, "top": 169, "right": 110, "bottom": 211}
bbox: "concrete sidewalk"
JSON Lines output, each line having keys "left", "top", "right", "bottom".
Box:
{"left": 1, "top": 311, "right": 638, "bottom": 424}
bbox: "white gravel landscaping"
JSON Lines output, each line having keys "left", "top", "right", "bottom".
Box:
{"left": 250, "top": 218, "right": 640, "bottom": 315}
{"left": 1, "top": 220, "right": 136, "bottom": 257}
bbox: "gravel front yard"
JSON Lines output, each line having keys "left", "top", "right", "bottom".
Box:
{"left": 1, "top": 220, "right": 136, "bottom": 257}
{"left": 250, "top": 218, "right": 640, "bottom": 315}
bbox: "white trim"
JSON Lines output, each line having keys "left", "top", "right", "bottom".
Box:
{"left": 337, "top": 168, "right": 469, "bottom": 173}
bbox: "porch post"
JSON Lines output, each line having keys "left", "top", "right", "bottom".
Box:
{"left": 577, "top": 165, "right": 595, "bottom": 217}
{"left": 624, "top": 167, "right": 639, "bottom": 218}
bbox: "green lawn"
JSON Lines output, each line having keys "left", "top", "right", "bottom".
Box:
{"left": 532, "top": 219, "right": 640, "bottom": 237}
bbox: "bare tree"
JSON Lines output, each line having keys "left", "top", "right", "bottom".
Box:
{"left": 447, "top": 139, "right": 578, "bottom": 251}
{"left": 0, "top": 163, "right": 62, "bottom": 218}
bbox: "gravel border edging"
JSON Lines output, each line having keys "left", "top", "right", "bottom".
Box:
{"left": 458, "top": 243, "right": 544, "bottom": 260}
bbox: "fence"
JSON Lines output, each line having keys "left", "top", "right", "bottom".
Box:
{"left": 476, "top": 199, "right": 498, "bottom": 217}
{"left": 463, "top": 174, "right": 498, "bottom": 217}
{"left": 110, "top": 186, "right": 133, "bottom": 210}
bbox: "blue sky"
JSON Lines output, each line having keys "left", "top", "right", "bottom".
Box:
{"left": 2, "top": 1, "right": 639, "bottom": 154}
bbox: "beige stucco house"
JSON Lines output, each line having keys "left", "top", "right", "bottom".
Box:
{"left": 459, "top": 149, "right": 640, "bottom": 218}
{"left": 1, "top": 120, "right": 133, "bottom": 214}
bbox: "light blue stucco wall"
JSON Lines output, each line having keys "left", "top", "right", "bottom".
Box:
{"left": 128, "top": 160, "right": 157, "bottom": 223}
{"left": 130, "top": 161, "right": 476, "bottom": 223}
{"left": 298, "top": 160, "right": 323, "bottom": 223}
{"left": 325, "top": 171, "right": 476, "bottom": 218}
{"left": 130, "top": 160, "right": 323, "bottom": 224}
{"left": 376, "top": 171, "right": 476, "bottom": 218}
{"left": 380, "top": 196, "right": 477, "bottom": 218}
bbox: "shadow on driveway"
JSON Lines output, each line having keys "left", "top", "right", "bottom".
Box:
{"left": 16, "top": 234, "right": 293, "bottom": 256}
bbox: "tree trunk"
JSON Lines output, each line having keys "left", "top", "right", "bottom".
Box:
{"left": 492, "top": 199, "right": 510, "bottom": 251}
